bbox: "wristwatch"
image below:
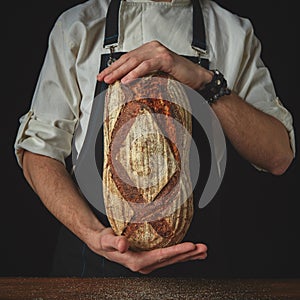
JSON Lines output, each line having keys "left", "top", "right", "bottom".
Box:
{"left": 198, "top": 69, "right": 231, "bottom": 105}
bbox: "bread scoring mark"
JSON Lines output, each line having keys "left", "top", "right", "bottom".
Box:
{"left": 149, "top": 219, "right": 173, "bottom": 238}
{"left": 109, "top": 101, "right": 147, "bottom": 204}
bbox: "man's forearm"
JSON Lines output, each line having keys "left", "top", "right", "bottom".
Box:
{"left": 22, "top": 151, "right": 105, "bottom": 247}
{"left": 212, "top": 92, "right": 294, "bottom": 175}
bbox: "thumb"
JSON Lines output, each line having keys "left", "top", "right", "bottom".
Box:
{"left": 100, "top": 230, "right": 130, "bottom": 253}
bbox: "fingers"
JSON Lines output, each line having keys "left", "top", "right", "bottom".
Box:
{"left": 97, "top": 41, "right": 174, "bottom": 84}
{"left": 123, "top": 242, "right": 207, "bottom": 274}
{"left": 97, "top": 47, "right": 145, "bottom": 83}
{"left": 97, "top": 55, "right": 138, "bottom": 84}
{"left": 121, "top": 60, "right": 160, "bottom": 83}
{"left": 144, "top": 242, "right": 197, "bottom": 264}
{"left": 98, "top": 58, "right": 160, "bottom": 84}
{"left": 178, "top": 243, "right": 208, "bottom": 262}
{"left": 124, "top": 242, "right": 196, "bottom": 272}
{"left": 139, "top": 243, "right": 208, "bottom": 274}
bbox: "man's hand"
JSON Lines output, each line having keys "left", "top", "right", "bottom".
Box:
{"left": 88, "top": 228, "right": 208, "bottom": 275}
{"left": 97, "top": 40, "right": 213, "bottom": 90}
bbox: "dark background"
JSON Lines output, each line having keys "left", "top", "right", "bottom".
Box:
{"left": 1, "top": 0, "right": 299, "bottom": 277}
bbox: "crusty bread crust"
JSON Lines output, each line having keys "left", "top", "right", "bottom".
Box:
{"left": 103, "top": 73, "right": 194, "bottom": 251}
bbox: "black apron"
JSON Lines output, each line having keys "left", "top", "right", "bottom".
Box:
{"left": 51, "top": 0, "right": 225, "bottom": 278}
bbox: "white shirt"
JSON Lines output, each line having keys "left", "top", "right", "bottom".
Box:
{"left": 14, "top": 0, "right": 295, "bottom": 167}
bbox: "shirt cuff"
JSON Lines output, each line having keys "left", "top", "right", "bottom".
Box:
{"left": 14, "top": 110, "right": 76, "bottom": 168}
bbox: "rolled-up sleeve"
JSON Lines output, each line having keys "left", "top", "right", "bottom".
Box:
{"left": 14, "top": 17, "right": 81, "bottom": 167}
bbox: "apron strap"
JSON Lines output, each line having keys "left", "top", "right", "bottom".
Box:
{"left": 103, "top": 0, "right": 121, "bottom": 48}
{"left": 103, "top": 0, "right": 207, "bottom": 54}
{"left": 191, "top": 0, "right": 207, "bottom": 54}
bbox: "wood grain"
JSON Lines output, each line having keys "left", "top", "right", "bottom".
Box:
{"left": 1, "top": 277, "right": 300, "bottom": 300}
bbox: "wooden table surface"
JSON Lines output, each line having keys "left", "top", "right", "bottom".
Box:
{"left": 0, "top": 277, "right": 300, "bottom": 300}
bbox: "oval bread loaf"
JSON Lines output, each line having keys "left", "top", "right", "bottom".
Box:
{"left": 102, "top": 72, "right": 194, "bottom": 251}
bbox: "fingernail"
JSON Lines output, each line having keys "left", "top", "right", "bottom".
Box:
{"left": 121, "top": 77, "right": 130, "bottom": 84}
{"left": 104, "top": 76, "right": 113, "bottom": 84}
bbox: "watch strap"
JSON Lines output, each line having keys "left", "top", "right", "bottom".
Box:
{"left": 199, "top": 69, "right": 231, "bottom": 104}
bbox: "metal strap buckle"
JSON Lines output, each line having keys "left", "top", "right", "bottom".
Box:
{"left": 107, "top": 45, "right": 117, "bottom": 66}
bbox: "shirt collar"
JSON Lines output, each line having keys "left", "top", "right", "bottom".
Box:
{"left": 125, "top": 0, "right": 191, "bottom": 4}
